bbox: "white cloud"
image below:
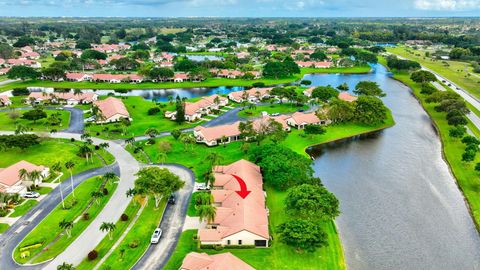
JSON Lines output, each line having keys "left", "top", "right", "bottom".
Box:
{"left": 414, "top": 0, "right": 480, "bottom": 10}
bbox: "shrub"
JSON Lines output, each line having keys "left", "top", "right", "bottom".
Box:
{"left": 121, "top": 213, "right": 129, "bottom": 221}
{"left": 213, "top": 245, "right": 224, "bottom": 251}
{"left": 94, "top": 145, "right": 100, "bottom": 150}
{"left": 83, "top": 212, "right": 90, "bottom": 220}
{"left": 252, "top": 82, "right": 265, "bottom": 87}
{"left": 63, "top": 198, "right": 78, "bottom": 209}
{"left": 87, "top": 250, "right": 98, "bottom": 260}
{"left": 102, "top": 188, "right": 108, "bottom": 195}
{"left": 129, "top": 239, "right": 139, "bottom": 248}
{"left": 70, "top": 138, "right": 75, "bottom": 142}
{"left": 12, "top": 88, "right": 29, "bottom": 96}
{"left": 147, "top": 107, "right": 161, "bottom": 115}
{"left": 19, "top": 243, "right": 43, "bottom": 252}
{"left": 0, "top": 209, "right": 9, "bottom": 217}
{"left": 301, "top": 80, "right": 312, "bottom": 85}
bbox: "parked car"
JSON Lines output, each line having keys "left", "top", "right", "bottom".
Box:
{"left": 23, "top": 192, "right": 40, "bottom": 198}
{"left": 168, "top": 194, "right": 176, "bottom": 204}
{"left": 195, "top": 183, "right": 209, "bottom": 190}
{"left": 271, "top": 113, "right": 280, "bottom": 116}
{"left": 151, "top": 228, "right": 162, "bottom": 244}
{"left": 297, "top": 109, "right": 305, "bottom": 112}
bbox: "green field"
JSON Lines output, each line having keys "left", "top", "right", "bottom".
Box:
{"left": 99, "top": 197, "right": 166, "bottom": 270}
{"left": 0, "top": 223, "right": 10, "bottom": 234}
{"left": 9, "top": 200, "right": 38, "bottom": 218}
{"left": 237, "top": 103, "right": 309, "bottom": 118}
{"left": 76, "top": 200, "right": 142, "bottom": 270}
{"left": 0, "top": 66, "right": 371, "bottom": 92}
{"left": 13, "top": 177, "right": 117, "bottom": 264}
{"left": 0, "top": 109, "right": 70, "bottom": 132}
{"left": 388, "top": 68, "right": 480, "bottom": 231}
{"left": 85, "top": 96, "right": 200, "bottom": 139}
{"left": 0, "top": 138, "right": 114, "bottom": 183}
{"left": 387, "top": 46, "right": 480, "bottom": 99}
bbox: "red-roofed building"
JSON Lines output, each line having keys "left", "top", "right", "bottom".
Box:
{"left": 338, "top": 92, "right": 358, "bottom": 102}
{"left": 0, "top": 160, "right": 49, "bottom": 194}
{"left": 198, "top": 159, "right": 269, "bottom": 247}
{"left": 0, "top": 95, "right": 12, "bottom": 106}
{"left": 228, "top": 88, "right": 272, "bottom": 103}
{"left": 286, "top": 112, "right": 328, "bottom": 129}
{"left": 28, "top": 91, "right": 98, "bottom": 105}
{"left": 6, "top": 59, "right": 41, "bottom": 68}
{"left": 296, "top": 61, "right": 333, "bottom": 68}
{"left": 0, "top": 67, "right": 10, "bottom": 75}
{"left": 180, "top": 252, "right": 255, "bottom": 270}
{"left": 165, "top": 94, "right": 228, "bottom": 122}
{"left": 93, "top": 97, "right": 131, "bottom": 123}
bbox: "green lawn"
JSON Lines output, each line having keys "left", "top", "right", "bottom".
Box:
{"left": 163, "top": 188, "right": 345, "bottom": 270}
{"left": 237, "top": 103, "right": 309, "bottom": 118}
{"left": 387, "top": 46, "right": 480, "bottom": 99}
{"left": 76, "top": 200, "right": 142, "bottom": 270}
{"left": 98, "top": 197, "right": 166, "bottom": 270}
{"left": 85, "top": 96, "right": 201, "bottom": 139}
{"left": 0, "top": 138, "right": 115, "bottom": 183}
{"left": 0, "top": 109, "right": 70, "bottom": 132}
{"left": 0, "top": 223, "right": 10, "bottom": 234}
{"left": 36, "top": 187, "right": 53, "bottom": 195}
{"left": 0, "top": 66, "right": 371, "bottom": 92}
{"left": 14, "top": 177, "right": 118, "bottom": 264}
{"left": 389, "top": 69, "right": 480, "bottom": 232}
{"left": 10, "top": 200, "right": 38, "bottom": 218}
{"left": 187, "top": 192, "right": 201, "bottom": 217}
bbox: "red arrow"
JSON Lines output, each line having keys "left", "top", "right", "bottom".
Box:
{"left": 231, "top": 174, "right": 251, "bottom": 199}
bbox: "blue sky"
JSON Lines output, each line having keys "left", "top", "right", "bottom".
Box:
{"left": 0, "top": 0, "right": 479, "bottom": 17}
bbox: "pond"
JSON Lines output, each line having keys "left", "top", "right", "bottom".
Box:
{"left": 182, "top": 54, "right": 224, "bottom": 61}
{"left": 303, "top": 64, "right": 480, "bottom": 269}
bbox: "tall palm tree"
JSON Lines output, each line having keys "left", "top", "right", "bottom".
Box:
{"left": 57, "top": 262, "right": 75, "bottom": 270}
{"left": 51, "top": 162, "right": 66, "bottom": 208}
{"left": 90, "top": 191, "right": 104, "bottom": 205}
{"left": 99, "top": 142, "right": 110, "bottom": 150}
{"left": 59, "top": 219, "right": 74, "bottom": 238}
{"left": 167, "top": 95, "right": 173, "bottom": 105}
{"left": 64, "top": 161, "right": 76, "bottom": 198}
{"left": 198, "top": 205, "right": 217, "bottom": 224}
{"left": 78, "top": 144, "right": 93, "bottom": 163}
{"left": 80, "top": 132, "right": 91, "bottom": 141}
{"left": 28, "top": 170, "right": 43, "bottom": 187}
{"left": 103, "top": 172, "right": 117, "bottom": 186}
{"left": 195, "top": 192, "right": 214, "bottom": 208}
{"left": 100, "top": 222, "right": 116, "bottom": 240}
{"left": 206, "top": 152, "right": 223, "bottom": 167}
{"left": 126, "top": 188, "right": 138, "bottom": 205}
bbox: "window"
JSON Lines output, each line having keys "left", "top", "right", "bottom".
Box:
{"left": 238, "top": 240, "right": 242, "bottom": 245}
{"left": 227, "top": 240, "right": 231, "bottom": 245}
{"left": 255, "top": 240, "right": 267, "bottom": 247}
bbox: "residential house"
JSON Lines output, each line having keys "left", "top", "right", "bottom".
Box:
{"left": 180, "top": 252, "right": 255, "bottom": 270}
{"left": 174, "top": 73, "right": 189, "bottom": 83}
{"left": 165, "top": 94, "right": 228, "bottom": 122}
{"left": 6, "top": 59, "right": 41, "bottom": 68}
{"left": 0, "top": 68, "right": 10, "bottom": 75}
{"left": 228, "top": 88, "right": 272, "bottom": 103}
{"left": 302, "top": 87, "right": 316, "bottom": 98}
{"left": 28, "top": 91, "right": 98, "bottom": 105}
{"left": 0, "top": 95, "right": 12, "bottom": 106}
{"left": 295, "top": 61, "right": 333, "bottom": 68}
{"left": 198, "top": 159, "right": 269, "bottom": 247}
{"left": 66, "top": 72, "right": 93, "bottom": 82}
{"left": 0, "top": 160, "right": 49, "bottom": 194}
{"left": 286, "top": 112, "right": 328, "bottom": 129}
{"left": 338, "top": 92, "right": 358, "bottom": 102}
{"left": 93, "top": 97, "right": 131, "bottom": 123}
{"left": 91, "top": 44, "right": 130, "bottom": 53}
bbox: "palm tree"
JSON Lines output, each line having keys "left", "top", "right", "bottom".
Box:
{"left": 57, "top": 262, "right": 75, "bottom": 270}
{"left": 78, "top": 144, "right": 93, "bottom": 163}
{"left": 126, "top": 188, "right": 138, "bottom": 205}
{"left": 64, "top": 161, "right": 76, "bottom": 198}
{"left": 198, "top": 205, "right": 216, "bottom": 224}
{"left": 91, "top": 191, "right": 104, "bottom": 205}
{"left": 80, "top": 132, "right": 91, "bottom": 141}
{"left": 206, "top": 152, "right": 223, "bottom": 167}
{"left": 99, "top": 142, "right": 110, "bottom": 150}
{"left": 220, "top": 135, "right": 228, "bottom": 147}
{"left": 100, "top": 222, "right": 116, "bottom": 240}
{"left": 103, "top": 172, "right": 117, "bottom": 186}
{"left": 15, "top": 124, "right": 29, "bottom": 135}
{"left": 195, "top": 192, "right": 214, "bottom": 208}
{"left": 167, "top": 95, "right": 174, "bottom": 105}
{"left": 28, "top": 170, "right": 43, "bottom": 187}
{"left": 51, "top": 162, "right": 66, "bottom": 208}
{"left": 157, "top": 152, "right": 167, "bottom": 165}
{"left": 145, "top": 128, "right": 160, "bottom": 138}
{"left": 73, "top": 89, "right": 82, "bottom": 96}
{"left": 59, "top": 219, "right": 74, "bottom": 238}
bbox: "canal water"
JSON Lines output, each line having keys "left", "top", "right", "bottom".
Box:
{"left": 303, "top": 64, "right": 480, "bottom": 269}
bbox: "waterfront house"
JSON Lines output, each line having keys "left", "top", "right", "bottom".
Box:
{"left": 28, "top": 91, "right": 98, "bottom": 105}
{"left": 286, "top": 112, "right": 327, "bottom": 129}
{"left": 180, "top": 252, "right": 255, "bottom": 270}
{"left": 198, "top": 159, "right": 269, "bottom": 248}
{"left": 227, "top": 88, "right": 273, "bottom": 103}
{"left": 165, "top": 94, "right": 228, "bottom": 122}
{"left": 93, "top": 97, "right": 131, "bottom": 123}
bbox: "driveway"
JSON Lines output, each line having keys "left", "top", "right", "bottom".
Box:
{"left": 131, "top": 163, "right": 195, "bottom": 270}
{"left": 0, "top": 164, "right": 119, "bottom": 270}
{"left": 61, "top": 107, "right": 84, "bottom": 134}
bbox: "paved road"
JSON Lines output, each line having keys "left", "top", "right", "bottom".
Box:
{"left": 0, "top": 79, "right": 18, "bottom": 86}
{"left": 62, "top": 107, "right": 84, "bottom": 134}
{"left": 131, "top": 164, "right": 195, "bottom": 270}
{"left": 0, "top": 164, "right": 119, "bottom": 270}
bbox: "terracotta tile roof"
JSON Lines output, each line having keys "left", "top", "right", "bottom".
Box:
{"left": 289, "top": 112, "right": 321, "bottom": 125}
{"left": 180, "top": 252, "right": 255, "bottom": 270}
{"left": 338, "top": 92, "right": 358, "bottom": 102}
{"left": 0, "top": 95, "right": 11, "bottom": 105}
{"left": 28, "top": 91, "right": 97, "bottom": 103}
{"left": 0, "top": 160, "right": 46, "bottom": 187}
{"left": 93, "top": 97, "right": 130, "bottom": 119}
{"left": 199, "top": 159, "right": 269, "bottom": 241}
{"left": 229, "top": 88, "right": 272, "bottom": 101}
{"left": 184, "top": 94, "right": 227, "bottom": 116}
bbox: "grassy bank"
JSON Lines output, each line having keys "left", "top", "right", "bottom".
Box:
{"left": 389, "top": 70, "right": 480, "bottom": 231}
{"left": 14, "top": 177, "right": 117, "bottom": 264}
{"left": 76, "top": 200, "right": 142, "bottom": 270}
{"left": 0, "top": 66, "right": 371, "bottom": 92}
{"left": 0, "top": 109, "right": 70, "bottom": 132}
{"left": 98, "top": 197, "right": 166, "bottom": 270}
{"left": 1, "top": 138, "right": 115, "bottom": 183}
{"left": 9, "top": 200, "right": 38, "bottom": 218}
{"left": 387, "top": 46, "right": 480, "bottom": 99}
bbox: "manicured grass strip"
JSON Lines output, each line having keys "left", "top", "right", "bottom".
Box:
{"left": 162, "top": 230, "right": 198, "bottom": 270}
{"left": 76, "top": 200, "right": 142, "bottom": 270}
{"left": 0, "top": 110, "right": 70, "bottom": 132}
{"left": 13, "top": 177, "right": 116, "bottom": 264}
{"left": 36, "top": 187, "right": 53, "bottom": 195}
{"left": 0, "top": 223, "right": 10, "bottom": 234}
{"left": 0, "top": 66, "right": 371, "bottom": 92}
{"left": 387, "top": 46, "right": 480, "bottom": 99}
{"left": 0, "top": 138, "right": 114, "bottom": 184}
{"left": 187, "top": 192, "right": 200, "bottom": 217}
{"left": 389, "top": 70, "right": 480, "bottom": 231}
{"left": 10, "top": 200, "right": 38, "bottom": 218}
{"left": 99, "top": 197, "right": 167, "bottom": 270}
{"left": 237, "top": 103, "right": 309, "bottom": 118}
